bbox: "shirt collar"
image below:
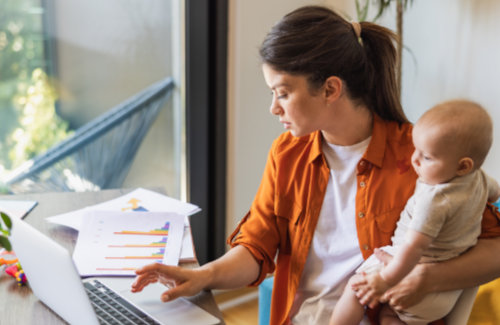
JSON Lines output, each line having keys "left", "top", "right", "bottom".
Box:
{"left": 362, "top": 114, "right": 387, "bottom": 168}
{"left": 307, "top": 114, "right": 388, "bottom": 167}
{"left": 308, "top": 131, "right": 325, "bottom": 164}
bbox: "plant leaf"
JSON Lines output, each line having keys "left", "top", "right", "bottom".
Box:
{"left": 355, "top": 0, "right": 370, "bottom": 21}
{"left": 373, "top": 0, "right": 392, "bottom": 22}
{"left": 0, "top": 235, "right": 12, "bottom": 251}
{"left": 1, "top": 212, "right": 12, "bottom": 229}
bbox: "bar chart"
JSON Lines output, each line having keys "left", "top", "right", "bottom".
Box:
{"left": 73, "top": 211, "right": 185, "bottom": 276}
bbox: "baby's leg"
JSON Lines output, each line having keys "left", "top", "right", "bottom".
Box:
{"left": 379, "top": 304, "right": 405, "bottom": 325}
{"left": 330, "top": 275, "right": 365, "bottom": 325}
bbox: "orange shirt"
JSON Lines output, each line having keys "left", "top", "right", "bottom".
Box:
{"left": 228, "top": 115, "right": 500, "bottom": 325}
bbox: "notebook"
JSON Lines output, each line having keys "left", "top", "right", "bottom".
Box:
{"left": 9, "top": 218, "right": 220, "bottom": 325}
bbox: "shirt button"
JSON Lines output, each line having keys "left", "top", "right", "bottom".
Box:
{"left": 363, "top": 244, "right": 370, "bottom": 250}
{"left": 360, "top": 181, "right": 366, "bottom": 188}
{"left": 358, "top": 212, "right": 365, "bottom": 218}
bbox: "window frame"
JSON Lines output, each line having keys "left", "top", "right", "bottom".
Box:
{"left": 185, "top": 0, "right": 227, "bottom": 264}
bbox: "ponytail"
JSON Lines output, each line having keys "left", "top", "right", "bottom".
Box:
{"left": 359, "top": 22, "right": 407, "bottom": 123}
{"left": 259, "top": 6, "right": 408, "bottom": 124}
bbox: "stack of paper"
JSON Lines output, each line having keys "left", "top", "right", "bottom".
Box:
{"left": 47, "top": 188, "right": 201, "bottom": 265}
{"left": 73, "top": 210, "right": 185, "bottom": 276}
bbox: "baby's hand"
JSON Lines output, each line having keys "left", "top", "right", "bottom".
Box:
{"left": 352, "top": 272, "right": 391, "bottom": 309}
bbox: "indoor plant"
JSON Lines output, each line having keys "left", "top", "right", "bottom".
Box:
{"left": 355, "top": 0, "right": 414, "bottom": 94}
{"left": 0, "top": 212, "right": 12, "bottom": 251}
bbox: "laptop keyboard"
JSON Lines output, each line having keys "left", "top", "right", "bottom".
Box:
{"left": 84, "top": 279, "right": 161, "bottom": 325}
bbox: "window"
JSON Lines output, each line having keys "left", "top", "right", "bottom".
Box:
{"left": 0, "top": 0, "right": 184, "bottom": 198}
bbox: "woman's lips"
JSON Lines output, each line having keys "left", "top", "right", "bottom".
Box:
{"left": 280, "top": 120, "right": 291, "bottom": 129}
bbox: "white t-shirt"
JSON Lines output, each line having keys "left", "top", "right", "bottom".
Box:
{"left": 291, "top": 136, "right": 371, "bottom": 324}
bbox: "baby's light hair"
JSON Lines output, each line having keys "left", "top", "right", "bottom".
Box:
{"left": 416, "top": 100, "right": 493, "bottom": 168}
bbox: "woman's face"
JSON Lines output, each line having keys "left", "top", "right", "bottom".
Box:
{"left": 262, "top": 64, "right": 327, "bottom": 138}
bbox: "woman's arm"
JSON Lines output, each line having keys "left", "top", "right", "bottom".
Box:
{"left": 202, "top": 245, "right": 262, "bottom": 289}
{"left": 380, "top": 237, "right": 500, "bottom": 310}
{"left": 131, "top": 245, "right": 260, "bottom": 302}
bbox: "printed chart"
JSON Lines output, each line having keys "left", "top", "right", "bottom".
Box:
{"left": 47, "top": 188, "right": 199, "bottom": 262}
{"left": 73, "top": 211, "right": 185, "bottom": 276}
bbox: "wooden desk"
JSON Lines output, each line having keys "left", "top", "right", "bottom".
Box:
{"left": 0, "top": 189, "right": 224, "bottom": 324}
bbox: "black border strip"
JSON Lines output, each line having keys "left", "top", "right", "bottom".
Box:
{"left": 186, "top": 0, "right": 227, "bottom": 264}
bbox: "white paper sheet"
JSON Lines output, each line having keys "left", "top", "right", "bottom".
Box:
{"left": 47, "top": 188, "right": 200, "bottom": 261}
{"left": 47, "top": 188, "right": 200, "bottom": 230}
{"left": 0, "top": 200, "right": 38, "bottom": 219}
{"left": 73, "top": 210, "right": 185, "bottom": 276}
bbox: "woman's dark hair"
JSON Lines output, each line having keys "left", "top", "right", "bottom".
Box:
{"left": 259, "top": 6, "right": 408, "bottom": 124}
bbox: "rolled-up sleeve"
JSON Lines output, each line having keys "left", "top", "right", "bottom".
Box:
{"left": 227, "top": 140, "right": 281, "bottom": 286}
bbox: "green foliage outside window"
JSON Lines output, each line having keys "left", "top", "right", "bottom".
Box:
{"left": 8, "top": 68, "right": 72, "bottom": 168}
{"left": 0, "top": 0, "right": 72, "bottom": 186}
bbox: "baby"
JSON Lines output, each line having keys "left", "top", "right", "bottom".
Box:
{"left": 330, "top": 100, "right": 500, "bottom": 325}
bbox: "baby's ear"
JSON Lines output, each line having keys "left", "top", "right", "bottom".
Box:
{"left": 457, "top": 157, "right": 474, "bottom": 176}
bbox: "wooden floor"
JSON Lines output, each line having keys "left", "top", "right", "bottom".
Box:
{"left": 213, "top": 287, "right": 259, "bottom": 325}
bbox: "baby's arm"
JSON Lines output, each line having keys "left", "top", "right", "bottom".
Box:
{"left": 380, "top": 230, "right": 433, "bottom": 286}
{"left": 356, "top": 229, "right": 433, "bottom": 308}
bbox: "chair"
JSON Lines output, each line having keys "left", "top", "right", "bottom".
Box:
{"left": 467, "top": 201, "right": 500, "bottom": 324}
{"left": 258, "top": 276, "right": 274, "bottom": 325}
{"left": 4, "top": 77, "right": 175, "bottom": 193}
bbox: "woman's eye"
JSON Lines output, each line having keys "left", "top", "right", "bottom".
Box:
{"left": 423, "top": 156, "right": 431, "bottom": 161}
{"left": 277, "top": 93, "right": 287, "bottom": 99}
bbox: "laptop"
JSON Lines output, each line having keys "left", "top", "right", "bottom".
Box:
{"left": 10, "top": 217, "right": 220, "bottom": 325}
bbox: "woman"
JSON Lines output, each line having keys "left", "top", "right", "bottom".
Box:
{"left": 131, "top": 6, "right": 500, "bottom": 324}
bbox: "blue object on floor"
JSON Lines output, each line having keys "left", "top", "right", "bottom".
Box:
{"left": 259, "top": 276, "right": 274, "bottom": 325}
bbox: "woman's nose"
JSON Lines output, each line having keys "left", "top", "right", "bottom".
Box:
{"left": 269, "top": 98, "right": 282, "bottom": 116}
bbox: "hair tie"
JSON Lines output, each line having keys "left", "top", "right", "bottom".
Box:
{"left": 350, "top": 21, "right": 363, "bottom": 46}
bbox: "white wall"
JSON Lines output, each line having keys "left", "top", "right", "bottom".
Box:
{"left": 226, "top": 0, "right": 500, "bottom": 238}
{"left": 397, "top": 0, "right": 500, "bottom": 182}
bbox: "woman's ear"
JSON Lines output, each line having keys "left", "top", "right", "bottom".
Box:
{"left": 456, "top": 157, "right": 474, "bottom": 176}
{"left": 323, "top": 76, "right": 343, "bottom": 102}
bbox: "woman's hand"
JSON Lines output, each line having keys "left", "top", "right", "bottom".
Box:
{"left": 131, "top": 245, "right": 261, "bottom": 303}
{"left": 131, "top": 263, "right": 210, "bottom": 302}
{"left": 380, "top": 265, "right": 428, "bottom": 310}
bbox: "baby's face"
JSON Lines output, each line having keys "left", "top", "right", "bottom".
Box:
{"left": 411, "top": 124, "right": 461, "bottom": 185}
